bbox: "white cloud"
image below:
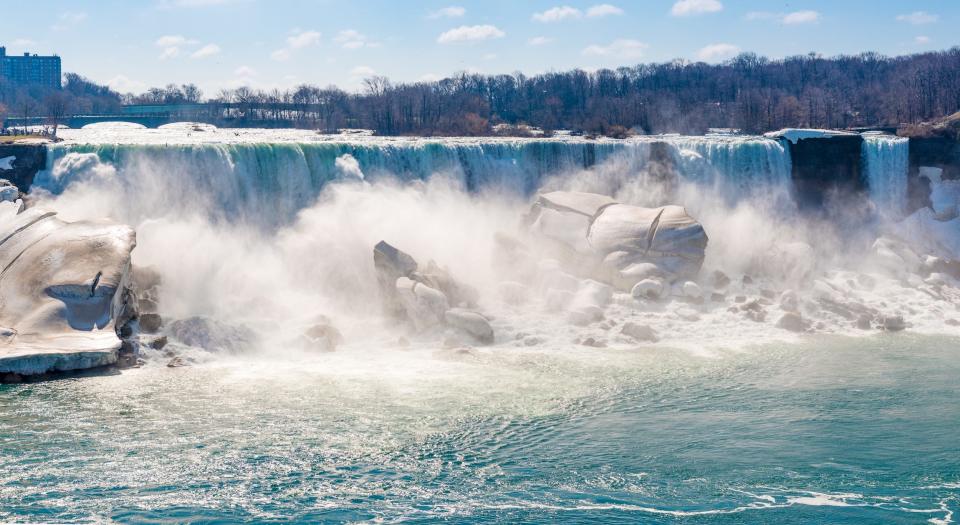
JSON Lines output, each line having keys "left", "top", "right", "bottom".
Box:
{"left": 419, "top": 73, "right": 443, "bottom": 82}
{"left": 533, "top": 6, "right": 582, "bottom": 22}
{"left": 746, "top": 10, "right": 820, "bottom": 24}
{"left": 528, "top": 36, "right": 553, "bottom": 46}
{"left": 159, "top": 47, "right": 180, "bottom": 60}
{"left": 271, "top": 29, "right": 321, "bottom": 61}
{"left": 697, "top": 43, "right": 739, "bottom": 62}
{"left": 287, "top": 30, "right": 322, "bottom": 49}
{"left": 586, "top": 4, "right": 624, "bottom": 18}
{"left": 334, "top": 30, "right": 378, "bottom": 49}
{"left": 270, "top": 49, "right": 291, "bottom": 61}
{"left": 155, "top": 35, "right": 191, "bottom": 47}
{"left": 782, "top": 10, "right": 820, "bottom": 24}
{"left": 234, "top": 65, "right": 257, "bottom": 76}
{"left": 671, "top": 0, "right": 721, "bottom": 16}
{"left": 915, "top": 35, "right": 932, "bottom": 45}
{"left": 52, "top": 11, "right": 88, "bottom": 31}
{"left": 428, "top": 6, "right": 465, "bottom": 19}
{"left": 482, "top": 53, "right": 497, "bottom": 60}
{"left": 582, "top": 39, "right": 648, "bottom": 60}
{"left": 437, "top": 24, "right": 505, "bottom": 43}
{"left": 107, "top": 74, "right": 145, "bottom": 94}
{"left": 155, "top": 35, "right": 204, "bottom": 60}
{"left": 350, "top": 65, "right": 376, "bottom": 77}
{"left": 190, "top": 43, "right": 221, "bottom": 59}
{"left": 897, "top": 11, "right": 938, "bottom": 25}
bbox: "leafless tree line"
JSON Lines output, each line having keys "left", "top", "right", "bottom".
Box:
{"left": 3, "top": 49, "right": 960, "bottom": 136}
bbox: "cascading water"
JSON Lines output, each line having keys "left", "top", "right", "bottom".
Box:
{"left": 37, "top": 129, "right": 795, "bottom": 227}
{"left": 861, "top": 133, "right": 909, "bottom": 217}
{"left": 664, "top": 135, "right": 793, "bottom": 192}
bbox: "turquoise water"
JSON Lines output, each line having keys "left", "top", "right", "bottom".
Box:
{"left": 2, "top": 334, "right": 958, "bottom": 524}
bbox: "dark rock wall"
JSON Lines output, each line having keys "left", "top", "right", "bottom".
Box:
{"left": 786, "top": 135, "right": 865, "bottom": 209}
{"left": 0, "top": 144, "right": 46, "bottom": 190}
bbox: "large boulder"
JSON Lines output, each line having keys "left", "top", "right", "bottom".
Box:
{"left": 374, "top": 241, "right": 493, "bottom": 342}
{"left": 374, "top": 240, "right": 419, "bottom": 319}
{"left": 166, "top": 316, "right": 258, "bottom": 353}
{"left": 526, "top": 191, "right": 708, "bottom": 288}
{"left": 0, "top": 194, "right": 137, "bottom": 377}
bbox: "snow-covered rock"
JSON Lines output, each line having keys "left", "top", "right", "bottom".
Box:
{"left": 631, "top": 278, "right": 665, "bottom": 300}
{"left": 526, "top": 191, "right": 708, "bottom": 289}
{"left": 764, "top": 128, "right": 858, "bottom": 144}
{"left": 0, "top": 195, "right": 137, "bottom": 376}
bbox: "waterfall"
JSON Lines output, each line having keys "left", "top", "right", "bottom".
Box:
{"left": 861, "top": 133, "right": 909, "bottom": 216}
{"left": 36, "top": 134, "right": 795, "bottom": 227}
{"left": 664, "top": 135, "right": 792, "bottom": 200}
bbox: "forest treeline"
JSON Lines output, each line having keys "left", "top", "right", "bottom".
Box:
{"left": 3, "top": 49, "right": 960, "bottom": 136}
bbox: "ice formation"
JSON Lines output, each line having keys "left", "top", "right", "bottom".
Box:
{"left": 0, "top": 182, "right": 138, "bottom": 377}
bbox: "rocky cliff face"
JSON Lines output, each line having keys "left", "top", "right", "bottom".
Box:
{"left": 0, "top": 144, "right": 47, "bottom": 191}
{"left": 784, "top": 135, "right": 865, "bottom": 208}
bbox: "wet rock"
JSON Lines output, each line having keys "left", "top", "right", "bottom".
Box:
{"left": 1, "top": 372, "right": 24, "bottom": 384}
{"left": 396, "top": 277, "right": 448, "bottom": 331}
{"left": 146, "top": 335, "right": 168, "bottom": 350}
{"left": 776, "top": 312, "right": 807, "bottom": 332}
{"left": 621, "top": 322, "right": 659, "bottom": 343}
{"left": 712, "top": 270, "right": 731, "bottom": 289}
{"left": 412, "top": 259, "right": 479, "bottom": 308}
{"left": 139, "top": 313, "right": 163, "bottom": 333}
{"left": 302, "top": 322, "right": 343, "bottom": 352}
{"left": 882, "top": 315, "right": 906, "bottom": 332}
{"left": 631, "top": 278, "right": 665, "bottom": 300}
{"left": 373, "top": 240, "right": 419, "bottom": 319}
{"left": 167, "top": 316, "right": 258, "bottom": 352}
{"left": 681, "top": 281, "right": 703, "bottom": 300}
{"left": 444, "top": 308, "right": 494, "bottom": 345}
{"left": 779, "top": 290, "right": 800, "bottom": 313}
{"left": 578, "top": 336, "right": 607, "bottom": 348}
{"left": 568, "top": 306, "right": 604, "bottom": 326}
{"left": 167, "top": 356, "right": 189, "bottom": 368}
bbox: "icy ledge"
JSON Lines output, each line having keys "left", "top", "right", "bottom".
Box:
{"left": 764, "top": 128, "right": 859, "bottom": 144}
{"left": 0, "top": 182, "right": 138, "bottom": 379}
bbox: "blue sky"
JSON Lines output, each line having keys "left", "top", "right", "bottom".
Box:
{"left": 2, "top": 0, "right": 957, "bottom": 96}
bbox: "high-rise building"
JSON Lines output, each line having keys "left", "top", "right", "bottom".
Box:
{"left": 0, "top": 47, "right": 62, "bottom": 89}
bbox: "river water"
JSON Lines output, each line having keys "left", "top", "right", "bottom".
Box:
{"left": 2, "top": 334, "right": 958, "bottom": 523}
